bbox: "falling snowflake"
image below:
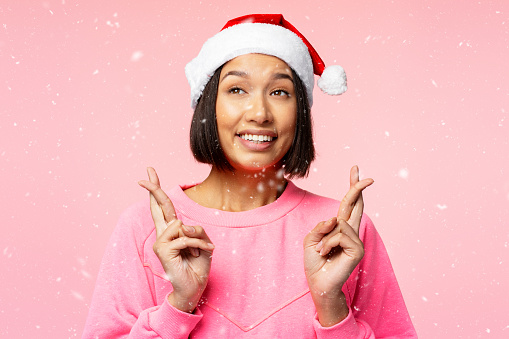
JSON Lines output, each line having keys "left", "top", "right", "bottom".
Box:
{"left": 131, "top": 51, "right": 144, "bottom": 62}
{"left": 398, "top": 168, "right": 409, "bottom": 179}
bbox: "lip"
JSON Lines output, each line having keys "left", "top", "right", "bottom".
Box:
{"left": 236, "top": 135, "right": 275, "bottom": 151}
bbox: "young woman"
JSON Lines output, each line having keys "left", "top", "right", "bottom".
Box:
{"left": 83, "top": 14, "right": 417, "bottom": 338}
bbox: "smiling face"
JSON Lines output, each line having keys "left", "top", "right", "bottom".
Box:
{"left": 215, "top": 54, "right": 298, "bottom": 173}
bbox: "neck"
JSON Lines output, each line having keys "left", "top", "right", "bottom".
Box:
{"left": 184, "top": 166, "right": 288, "bottom": 212}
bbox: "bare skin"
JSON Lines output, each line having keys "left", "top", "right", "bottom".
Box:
{"left": 138, "top": 54, "right": 374, "bottom": 325}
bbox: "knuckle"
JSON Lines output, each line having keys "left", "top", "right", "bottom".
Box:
{"left": 152, "top": 242, "right": 161, "bottom": 254}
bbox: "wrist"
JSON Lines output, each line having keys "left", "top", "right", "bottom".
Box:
{"left": 167, "top": 292, "right": 198, "bottom": 313}
{"left": 311, "top": 291, "right": 349, "bottom": 327}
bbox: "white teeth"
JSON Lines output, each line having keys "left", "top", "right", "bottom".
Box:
{"left": 239, "top": 134, "right": 274, "bottom": 142}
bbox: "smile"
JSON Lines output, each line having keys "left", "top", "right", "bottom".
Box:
{"left": 238, "top": 134, "right": 275, "bottom": 143}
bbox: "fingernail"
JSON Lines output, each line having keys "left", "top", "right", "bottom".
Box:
{"left": 184, "top": 225, "right": 195, "bottom": 233}
{"left": 207, "top": 243, "right": 215, "bottom": 249}
{"left": 320, "top": 248, "right": 327, "bottom": 256}
{"left": 315, "top": 241, "right": 323, "bottom": 251}
{"left": 327, "top": 217, "right": 335, "bottom": 224}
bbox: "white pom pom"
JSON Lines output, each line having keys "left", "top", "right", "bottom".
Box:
{"left": 317, "top": 65, "right": 347, "bottom": 95}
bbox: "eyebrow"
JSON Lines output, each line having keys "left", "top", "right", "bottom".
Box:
{"left": 220, "top": 71, "right": 248, "bottom": 83}
{"left": 220, "top": 71, "right": 294, "bottom": 83}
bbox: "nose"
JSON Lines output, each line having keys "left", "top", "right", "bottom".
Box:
{"left": 244, "top": 94, "right": 273, "bottom": 125}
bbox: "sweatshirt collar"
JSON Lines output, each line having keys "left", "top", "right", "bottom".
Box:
{"left": 168, "top": 181, "right": 306, "bottom": 227}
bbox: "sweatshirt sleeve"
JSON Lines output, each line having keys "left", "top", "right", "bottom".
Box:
{"left": 82, "top": 203, "right": 202, "bottom": 338}
{"left": 313, "top": 214, "right": 417, "bottom": 338}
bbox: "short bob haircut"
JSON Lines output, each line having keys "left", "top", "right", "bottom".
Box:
{"left": 190, "top": 64, "right": 315, "bottom": 179}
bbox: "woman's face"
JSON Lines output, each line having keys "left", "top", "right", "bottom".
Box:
{"left": 216, "top": 54, "right": 297, "bottom": 173}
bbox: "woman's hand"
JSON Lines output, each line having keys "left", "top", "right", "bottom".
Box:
{"left": 303, "top": 166, "right": 373, "bottom": 326}
{"left": 138, "top": 167, "right": 215, "bottom": 313}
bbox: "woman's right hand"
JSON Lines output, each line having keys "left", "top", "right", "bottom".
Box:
{"left": 138, "top": 167, "right": 215, "bottom": 313}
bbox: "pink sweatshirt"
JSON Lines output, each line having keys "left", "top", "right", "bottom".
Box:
{"left": 83, "top": 182, "right": 417, "bottom": 338}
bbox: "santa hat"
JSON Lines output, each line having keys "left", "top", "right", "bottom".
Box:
{"left": 185, "top": 14, "right": 347, "bottom": 108}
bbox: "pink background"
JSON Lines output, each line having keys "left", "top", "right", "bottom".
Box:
{"left": 1, "top": 1, "right": 508, "bottom": 338}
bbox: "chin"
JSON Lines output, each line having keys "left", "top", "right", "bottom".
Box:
{"left": 230, "top": 159, "right": 283, "bottom": 174}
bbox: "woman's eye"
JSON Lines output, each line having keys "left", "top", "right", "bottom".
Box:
{"left": 229, "top": 87, "right": 245, "bottom": 94}
{"left": 271, "top": 90, "right": 289, "bottom": 97}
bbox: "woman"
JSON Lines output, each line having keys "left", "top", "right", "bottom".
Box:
{"left": 83, "top": 14, "right": 417, "bottom": 338}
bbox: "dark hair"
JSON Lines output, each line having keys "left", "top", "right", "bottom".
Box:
{"left": 189, "top": 65, "right": 315, "bottom": 178}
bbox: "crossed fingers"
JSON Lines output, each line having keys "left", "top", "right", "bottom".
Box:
{"left": 337, "top": 166, "right": 373, "bottom": 234}
{"left": 313, "top": 166, "right": 373, "bottom": 256}
{"left": 138, "top": 167, "right": 214, "bottom": 257}
{"left": 138, "top": 167, "right": 178, "bottom": 237}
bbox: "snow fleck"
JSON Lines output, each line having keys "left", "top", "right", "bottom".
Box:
{"left": 131, "top": 51, "right": 144, "bottom": 62}
{"left": 56, "top": 277, "right": 61, "bottom": 282}
{"left": 422, "top": 296, "right": 428, "bottom": 302}
{"left": 93, "top": 69, "right": 99, "bottom": 75}
{"left": 232, "top": 249, "right": 236, "bottom": 254}
{"left": 257, "top": 182, "right": 265, "bottom": 193}
{"left": 437, "top": 204, "right": 447, "bottom": 210}
{"left": 313, "top": 167, "right": 318, "bottom": 173}
{"left": 71, "top": 290, "right": 84, "bottom": 301}
{"left": 431, "top": 79, "right": 438, "bottom": 87}
{"left": 486, "top": 328, "right": 490, "bottom": 333}
{"left": 398, "top": 168, "right": 409, "bottom": 179}
{"left": 81, "top": 270, "right": 92, "bottom": 279}
{"left": 385, "top": 131, "right": 390, "bottom": 137}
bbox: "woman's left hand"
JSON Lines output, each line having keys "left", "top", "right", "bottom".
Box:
{"left": 303, "top": 166, "right": 373, "bottom": 326}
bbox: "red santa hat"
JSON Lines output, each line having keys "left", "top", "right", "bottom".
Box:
{"left": 185, "top": 14, "right": 347, "bottom": 108}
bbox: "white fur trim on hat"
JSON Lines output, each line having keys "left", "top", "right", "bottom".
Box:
{"left": 185, "top": 23, "right": 315, "bottom": 108}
